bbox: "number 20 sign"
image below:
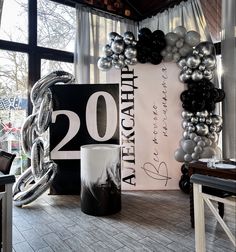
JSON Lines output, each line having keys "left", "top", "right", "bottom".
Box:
{"left": 50, "top": 84, "right": 120, "bottom": 160}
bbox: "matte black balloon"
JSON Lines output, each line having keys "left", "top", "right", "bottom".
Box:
{"left": 205, "top": 101, "right": 215, "bottom": 112}
{"left": 191, "top": 100, "right": 205, "bottom": 112}
{"left": 138, "top": 27, "right": 152, "bottom": 43}
{"left": 181, "top": 164, "right": 189, "bottom": 175}
{"left": 215, "top": 88, "right": 225, "bottom": 102}
{"left": 150, "top": 52, "right": 163, "bottom": 65}
{"left": 152, "top": 29, "right": 165, "bottom": 39}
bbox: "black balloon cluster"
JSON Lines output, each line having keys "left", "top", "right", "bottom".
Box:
{"left": 136, "top": 28, "right": 166, "bottom": 65}
{"left": 180, "top": 79, "right": 225, "bottom": 113}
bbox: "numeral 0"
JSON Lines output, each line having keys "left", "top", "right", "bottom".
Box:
{"left": 51, "top": 91, "right": 118, "bottom": 160}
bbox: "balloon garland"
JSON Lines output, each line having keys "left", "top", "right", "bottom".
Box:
{"left": 13, "top": 71, "right": 75, "bottom": 206}
{"left": 98, "top": 26, "right": 225, "bottom": 193}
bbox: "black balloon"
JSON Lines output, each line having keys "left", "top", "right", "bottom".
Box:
{"left": 138, "top": 27, "right": 152, "bottom": 43}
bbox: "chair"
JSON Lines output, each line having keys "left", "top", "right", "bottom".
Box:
{"left": 190, "top": 174, "right": 236, "bottom": 252}
{"left": 0, "top": 150, "right": 16, "bottom": 251}
{"left": 0, "top": 150, "right": 16, "bottom": 175}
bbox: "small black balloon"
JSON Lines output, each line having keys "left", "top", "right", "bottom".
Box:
{"left": 138, "top": 27, "right": 152, "bottom": 43}
{"left": 152, "top": 29, "right": 165, "bottom": 39}
{"left": 181, "top": 164, "right": 189, "bottom": 175}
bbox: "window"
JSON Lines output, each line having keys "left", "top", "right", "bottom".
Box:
{"left": 0, "top": 0, "right": 75, "bottom": 175}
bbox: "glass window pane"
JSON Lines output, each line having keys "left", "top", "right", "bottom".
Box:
{"left": 0, "top": 50, "right": 28, "bottom": 175}
{"left": 38, "top": 0, "right": 76, "bottom": 52}
{"left": 41, "top": 59, "right": 74, "bottom": 77}
{"left": 0, "top": 0, "right": 28, "bottom": 44}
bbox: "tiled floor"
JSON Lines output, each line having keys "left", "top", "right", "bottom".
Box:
{"left": 12, "top": 190, "right": 236, "bottom": 252}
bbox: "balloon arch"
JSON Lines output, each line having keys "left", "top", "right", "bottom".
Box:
{"left": 98, "top": 26, "right": 225, "bottom": 193}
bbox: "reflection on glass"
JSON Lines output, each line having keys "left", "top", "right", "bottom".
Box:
{"left": 0, "top": 0, "right": 28, "bottom": 43}
{"left": 41, "top": 59, "right": 73, "bottom": 77}
{"left": 38, "top": 0, "right": 76, "bottom": 52}
{"left": 0, "top": 50, "right": 28, "bottom": 175}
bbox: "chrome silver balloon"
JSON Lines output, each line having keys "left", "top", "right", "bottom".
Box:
{"left": 97, "top": 57, "right": 112, "bottom": 71}
{"left": 196, "top": 123, "right": 209, "bottom": 136}
{"left": 111, "top": 39, "right": 125, "bottom": 54}
{"left": 14, "top": 71, "right": 74, "bottom": 207}
{"left": 124, "top": 46, "right": 137, "bottom": 59}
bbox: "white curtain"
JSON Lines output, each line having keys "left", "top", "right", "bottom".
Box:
{"left": 221, "top": 0, "right": 236, "bottom": 159}
{"left": 139, "top": 0, "right": 211, "bottom": 42}
{"left": 0, "top": 0, "right": 3, "bottom": 28}
{"left": 74, "top": 4, "right": 137, "bottom": 84}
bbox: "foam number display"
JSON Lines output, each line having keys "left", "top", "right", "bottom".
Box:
{"left": 49, "top": 84, "right": 119, "bottom": 194}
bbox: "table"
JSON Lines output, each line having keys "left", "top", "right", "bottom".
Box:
{"left": 189, "top": 160, "right": 236, "bottom": 228}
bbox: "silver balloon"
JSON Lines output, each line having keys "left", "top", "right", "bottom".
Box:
{"left": 198, "top": 64, "right": 206, "bottom": 71}
{"left": 182, "top": 139, "right": 196, "bottom": 154}
{"left": 173, "top": 53, "right": 181, "bottom": 62}
{"left": 182, "top": 119, "right": 188, "bottom": 129}
{"left": 111, "top": 39, "right": 125, "bottom": 54}
{"left": 113, "top": 58, "right": 125, "bottom": 69}
{"left": 103, "top": 44, "right": 113, "bottom": 57}
{"left": 124, "top": 46, "right": 137, "bottom": 59}
{"left": 194, "top": 136, "right": 202, "bottom": 143}
{"left": 179, "top": 43, "right": 192, "bottom": 57}
{"left": 177, "top": 58, "right": 187, "bottom": 68}
{"left": 186, "top": 54, "right": 201, "bottom": 69}
{"left": 123, "top": 31, "right": 135, "bottom": 41}
{"left": 202, "top": 55, "right": 216, "bottom": 69}
{"left": 200, "top": 146, "right": 216, "bottom": 158}
{"left": 165, "top": 32, "right": 179, "bottom": 46}
{"left": 191, "top": 152, "right": 200, "bottom": 160}
{"left": 132, "top": 40, "right": 137, "bottom": 46}
{"left": 119, "top": 54, "right": 125, "bottom": 60}
{"left": 179, "top": 70, "right": 191, "bottom": 82}
{"left": 209, "top": 125, "right": 217, "bottom": 132}
{"left": 205, "top": 117, "right": 212, "bottom": 124}
{"left": 163, "top": 52, "right": 173, "bottom": 62}
{"left": 208, "top": 132, "right": 219, "bottom": 143}
{"left": 176, "top": 39, "right": 184, "bottom": 48}
{"left": 211, "top": 115, "right": 223, "bottom": 126}
{"left": 123, "top": 38, "right": 131, "bottom": 45}
{"left": 194, "top": 145, "right": 203, "bottom": 154}
{"left": 195, "top": 41, "right": 215, "bottom": 56}
{"left": 37, "top": 90, "right": 52, "bottom": 134}
{"left": 13, "top": 161, "right": 57, "bottom": 207}
{"left": 107, "top": 32, "right": 118, "bottom": 42}
{"left": 189, "top": 132, "right": 197, "bottom": 140}
{"left": 174, "top": 148, "right": 185, "bottom": 162}
{"left": 172, "top": 46, "right": 178, "bottom": 53}
{"left": 14, "top": 71, "right": 74, "bottom": 207}
{"left": 112, "top": 54, "right": 119, "bottom": 60}
{"left": 97, "top": 57, "right": 112, "bottom": 71}
{"left": 191, "top": 70, "right": 203, "bottom": 81}
{"left": 184, "top": 30, "right": 201, "bottom": 47}
{"left": 203, "top": 69, "right": 213, "bottom": 79}
{"left": 198, "top": 117, "right": 206, "bottom": 123}
{"left": 196, "top": 110, "right": 208, "bottom": 118}
{"left": 191, "top": 117, "right": 198, "bottom": 124}
{"left": 174, "top": 26, "right": 187, "bottom": 38}
{"left": 130, "top": 57, "right": 138, "bottom": 65}
{"left": 196, "top": 123, "right": 209, "bottom": 136}
{"left": 184, "top": 153, "right": 193, "bottom": 162}
{"left": 31, "top": 138, "right": 44, "bottom": 180}
{"left": 197, "top": 140, "right": 206, "bottom": 147}
{"left": 183, "top": 131, "right": 190, "bottom": 139}
{"left": 182, "top": 111, "right": 193, "bottom": 120}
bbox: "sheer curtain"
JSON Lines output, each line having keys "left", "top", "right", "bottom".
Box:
{"left": 74, "top": 4, "right": 137, "bottom": 84}
{"left": 139, "top": 0, "right": 211, "bottom": 42}
{"left": 221, "top": 0, "right": 236, "bottom": 159}
{"left": 0, "top": 0, "right": 3, "bottom": 27}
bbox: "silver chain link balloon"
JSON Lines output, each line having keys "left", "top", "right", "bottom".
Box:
{"left": 13, "top": 71, "right": 75, "bottom": 207}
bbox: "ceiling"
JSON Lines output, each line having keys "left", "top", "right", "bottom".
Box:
{"left": 123, "top": 0, "right": 186, "bottom": 20}
{"left": 54, "top": 0, "right": 187, "bottom": 21}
